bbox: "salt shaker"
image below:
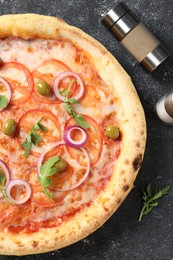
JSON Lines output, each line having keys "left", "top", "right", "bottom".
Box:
{"left": 155, "top": 91, "right": 173, "bottom": 125}
{"left": 102, "top": 2, "right": 169, "bottom": 72}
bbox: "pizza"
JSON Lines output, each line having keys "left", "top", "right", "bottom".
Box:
{"left": 0, "top": 14, "right": 146, "bottom": 255}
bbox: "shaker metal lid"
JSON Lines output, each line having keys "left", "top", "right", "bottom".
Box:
{"left": 140, "top": 45, "right": 169, "bottom": 73}
{"left": 102, "top": 2, "right": 130, "bottom": 29}
{"left": 110, "top": 11, "right": 138, "bottom": 41}
{"left": 103, "top": 2, "right": 139, "bottom": 40}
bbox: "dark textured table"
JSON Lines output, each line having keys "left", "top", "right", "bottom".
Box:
{"left": 0, "top": 0, "right": 173, "bottom": 259}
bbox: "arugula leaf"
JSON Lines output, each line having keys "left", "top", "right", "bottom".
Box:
{"left": 21, "top": 117, "right": 47, "bottom": 156}
{"left": 63, "top": 102, "right": 89, "bottom": 129}
{"left": 21, "top": 140, "right": 31, "bottom": 156}
{"left": 0, "top": 95, "right": 8, "bottom": 109}
{"left": 63, "top": 102, "right": 76, "bottom": 118}
{"left": 0, "top": 170, "right": 6, "bottom": 186}
{"left": 65, "top": 97, "right": 79, "bottom": 104}
{"left": 60, "top": 79, "right": 76, "bottom": 98}
{"left": 139, "top": 184, "right": 171, "bottom": 222}
{"left": 60, "top": 88, "right": 69, "bottom": 97}
{"left": 38, "top": 156, "right": 60, "bottom": 198}
{"left": 32, "top": 117, "right": 47, "bottom": 132}
{"left": 31, "top": 131, "right": 42, "bottom": 145}
{"left": 0, "top": 170, "right": 9, "bottom": 202}
{"left": 61, "top": 79, "right": 90, "bottom": 129}
{"left": 32, "top": 123, "right": 40, "bottom": 131}
{"left": 75, "top": 114, "right": 90, "bottom": 128}
{"left": 38, "top": 122, "right": 47, "bottom": 132}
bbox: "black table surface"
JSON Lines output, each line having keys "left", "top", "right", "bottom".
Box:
{"left": 0, "top": 0, "right": 173, "bottom": 259}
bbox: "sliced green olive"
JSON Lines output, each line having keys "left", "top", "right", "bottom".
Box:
{"left": 54, "top": 158, "right": 67, "bottom": 173}
{"left": 2, "top": 119, "right": 17, "bottom": 136}
{"left": 105, "top": 125, "right": 119, "bottom": 140}
{"left": 35, "top": 80, "right": 51, "bottom": 96}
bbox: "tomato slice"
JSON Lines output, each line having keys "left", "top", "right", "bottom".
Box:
{"left": 65, "top": 115, "right": 103, "bottom": 166}
{"left": 30, "top": 141, "right": 90, "bottom": 206}
{"left": 0, "top": 62, "right": 34, "bottom": 105}
{"left": 18, "top": 109, "right": 62, "bottom": 157}
{"left": 32, "top": 59, "right": 75, "bottom": 104}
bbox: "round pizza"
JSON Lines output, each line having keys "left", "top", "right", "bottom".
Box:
{"left": 0, "top": 14, "right": 146, "bottom": 255}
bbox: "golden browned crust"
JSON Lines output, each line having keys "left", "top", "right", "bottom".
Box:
{"left": 0, "top": 14, "right": 146, "bottom": 255}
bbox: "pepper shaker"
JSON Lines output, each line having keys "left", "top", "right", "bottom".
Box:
{"left": 155, "top": 91, "right": 173, "bottom": 125}
{"left": 102, "top": 2, "right": 169, "bottom": 72}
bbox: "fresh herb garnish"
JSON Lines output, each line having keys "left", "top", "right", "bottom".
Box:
{"left": 60, "top": 79, "right": 76, "bottom": 97}
{"left": 139, "top": 183, "right": 170, "bottom": 222}
{"left": 32, "top": 116, "right": 47, "bottom": 132}
{"left": 38, "top": 156, "right": 60, "bottom": 198}
{"left": 74, "top": 114, "right": 90, "bottom": 129}
{"left": 0, "top": 85, "right": 3, "bottom": 89}
{"left": 0, "top": 95, "right": 8, "bottom": 109}
{"left": 64, "top": 96, "right": 79, "bottom": 104}
{"left": 21, "top": 137, "right": 32, "bottom": 156}
{"left": 0, "top": 170, "right": 9, "bottom": 202}
{"left": 21, "top": 117, "right": 47, "bottom": 156}
{"left": 61, "top": 80, "right": 89, "bottom": 129}
{"left": 64, "top": 102, "right": 76, "bottom": 118}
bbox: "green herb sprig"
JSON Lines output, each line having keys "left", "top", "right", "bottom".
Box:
{"left": 0, "top": 83, "right": 8, "bottom": 109}
{"left": 139, "top": 183, "right": 170, "bottom": 222}
{"left": 0, "top": 95, "right": 8, "bottom": 109}
{"left": 0, "top": 170, "right": 10, "bottom": 202}
{"left": 21, "top": 117, "right": 47, "bottom": 156}
{"left": 38, "top": 156, "right": 60, "bottom": 198}
{"left": 60, "top": 80, "right": 89, "bottom": 129}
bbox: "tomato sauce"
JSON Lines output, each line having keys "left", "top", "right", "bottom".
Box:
{"left": 0, "top": 37, "right": 121, "bottom": 233}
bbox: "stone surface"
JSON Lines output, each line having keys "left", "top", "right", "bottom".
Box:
{"left": 0, "top": 0, "right": 173, "bottom": 259}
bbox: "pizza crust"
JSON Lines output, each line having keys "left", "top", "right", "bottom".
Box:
{"left": 0, "top": 14, "right": 146, "bottom": 255}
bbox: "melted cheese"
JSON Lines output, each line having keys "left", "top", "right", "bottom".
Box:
{"left": 0, "top": 37, "right": 121, "bottom": 232}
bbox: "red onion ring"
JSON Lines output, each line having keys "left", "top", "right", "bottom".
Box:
{"left": 37, "top": 141, "right": 90, "bottom": 192}
{"left": 53, "top": 71, "right": 84, "bottom": 102}
{"left": 0, "top": 77, "right": 12, "bottom": 111}
{"left": 6, "top": 179, "right": 31, "bottom": 204}
{"left": 0, "top": 159, "right": 10, "bottom": 187}
{"left": 63, "top": 125, "right": 88, "bottom": 148}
